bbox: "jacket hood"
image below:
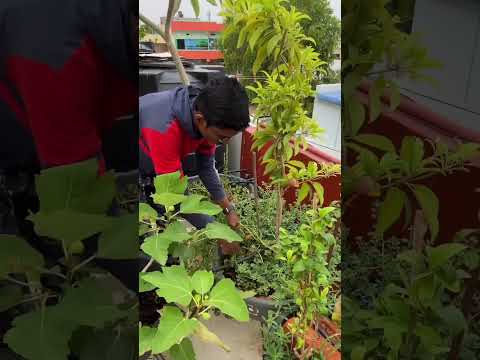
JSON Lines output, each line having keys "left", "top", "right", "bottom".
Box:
{"left": 171, "top": 85, "right": 204, "bottom": 139}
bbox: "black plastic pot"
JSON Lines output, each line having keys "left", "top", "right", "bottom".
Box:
{"left": 245, "top": 296, "right": 280, "bottom": 323}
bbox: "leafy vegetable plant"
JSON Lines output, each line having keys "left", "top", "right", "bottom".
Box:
{"left": 0, "top": 159, "right": 138, "bottom": 360}
{"left": 139, "top": 171, "right": 249, "bottom": 359}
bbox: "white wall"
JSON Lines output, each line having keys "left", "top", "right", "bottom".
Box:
{"left": 398, "top": 0, "right": 480, "bottom": 133}
{"left": 310, "top": 84, "right": 341, "bottom": 160}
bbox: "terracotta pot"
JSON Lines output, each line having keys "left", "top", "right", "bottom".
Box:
{"left": 219, "top": 239, "right": 241, "bottom": 255}
{"left": 283, "top": 318, "right": 341, "bottom": 360}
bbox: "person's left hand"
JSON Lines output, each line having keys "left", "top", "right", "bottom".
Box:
{"left": 226, "top": 210, "right": 240, "bottom": 229}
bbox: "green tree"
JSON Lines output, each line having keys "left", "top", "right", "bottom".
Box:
{"left": 221, "top": 0, "right": 340, "bottom": 87}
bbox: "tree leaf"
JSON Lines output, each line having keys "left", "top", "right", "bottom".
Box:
{"left": 0, "top": 235, "right": 44, "bottom": 277}
{"left": 152, "top": 193, "right": 187, "bottom": 208}
{"left": 28, "top": 210, "right": 112, "bottom": 246}
{"left": 152, "top": 306, "right": 199, "bottom": 354}
{"left": 190, "top": 0, "right": 200, "bottom": 18}
{"left": 389, "top": 83, "right": 401, "bottom": 111}
{"left": 170, "top": 337, "right": 196, "bottom": 360}
{"left": 194, "top": 321, "right": 230, "bottom": 352}
{"left": 253, "top": 45, "right": 268, "bottom": 75}
{"left": 205, "top": 0, "right": 216, "bottom": 5}
{"left": 347, "top": 96, "right": 365, "bottom": 136}
{"left": 312, "top": 182, "right": 325, "bottom": 206}
{"left": 376, "top": 187, "right": 406, "bottom": 236}
{"left": 427, "top": 243, "right": 467, "bottom": 269}
{"left": 143, "top": 266, "right": 193, "bottom": 306}
{"left": 206, "top": 279, "right": 249, "bottom": 322}
{"left": 369, "top": 77, "right": 385, "bottom": 122}
{"left": 139, "top": 325, "right": 156, "bottom": 356}
{"left": 297, "top": 183, "right": 310, "bottom": 204}
{"left": 97, "top": 214, "right": 137, "bottom": 259}
{"left": 400, "top": 137, "right": 424, "bottom": 174}
{"left": 413, "top": 185, "right": 439, "bottom": 241}
{"left": 4, "top": 307, "right": 78, "bottom": 360}
{"left": 192, "top": 270, "right": 214, "bottom": 295}
{"left": 204, "top": 222, "right": 242, "bottom": 243}
{"left": 354, "top": 134, "right": 396, "bottom": 153}
{"left": 0, "top": 285, "right": 23, "bottom": 312}
{"left": 180, "top": 195, "right": 222, "bottom": 216}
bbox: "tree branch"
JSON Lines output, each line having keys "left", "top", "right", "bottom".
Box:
{"left": 139, "top": 3, "right": 190, "bottom": 85}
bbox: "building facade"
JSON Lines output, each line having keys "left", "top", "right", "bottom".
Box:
{"left": 161, "top": 17, "right": 224, "bottom": 63}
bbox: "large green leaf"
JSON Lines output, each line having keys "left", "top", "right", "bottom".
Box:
{"left": 192, "top": 270, "right": 214, "bottom": 295}
{"left": 28, "top": 210, "right": 112, "bottom": 246}
{"left": 97, "top": 214, "right": 138, "bottom": 259}
{"left": 35, "top": 159, "right": 115, "bottom": 214}
{"left": 152, "top": 193, "right": 187, "bottom": 207}
{"left": 139, "top": 325, "right": 156, "bottom": 356}
{"left": 154, "top": 172, "right": 188, "bottom": 195}
{"left": 169, "top": 338, "right": 196, "bottom": 360}
{"left": 139, "top": 274, "right": 157, "bottom": 293}
{"left": 139, "top": 203, "right": 158, "bottom": 223}
{"left": 180, "top": 195, "right": 222, "bottom": 216}
{"left": 205, "top": 279, "right": 249, "bottom": 322}
{"left": 58, "top": 278, "right": 126, "bottom": 327}
{"left": 427, "top": 243, "right": 467, "bottom": 269}
{"left": 0, "top": 235, "right": 44, "bottom": 277}
{"left": 143, "top": 266, "right": 193, "bottom": 306}
{"left": 204, "top": 222, "right": 242, "bottom": 243}
{"left": 152, "top": 306, "right": 199, "bottom": 354}
{"left": 413, "top": 185, "right": 439, "bottom": 241}
{"left": 0, "top": 285, "right": 23, "bottom": 312}
{"left": 140, "top": 234, "right": 172, "bottom": 266}
{"left": 376, "top": 187, "right": 405, "bottom": 236}
{"left": 4, "top": 307, "right": 78, "bottom": 360}
{"left": 141, "top": 222, "right": 191, "bottom": 265}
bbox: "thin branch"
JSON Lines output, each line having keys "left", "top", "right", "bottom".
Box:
{"left": 71, "top": 254, "right": 96, "bottom": 274}
{"left": 141, "top": 258, "right": 155, "bottom": 273}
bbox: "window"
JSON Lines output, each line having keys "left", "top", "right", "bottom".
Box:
{"left": 177, "top": 39, "right": 185, "bottom": 50}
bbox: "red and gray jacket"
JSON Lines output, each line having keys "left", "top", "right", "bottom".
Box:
{"left": 0, "top": 0, "right": 137, "bottom": 172}
{"left": 139, "top": 85, "right": 226, "bottom": 201}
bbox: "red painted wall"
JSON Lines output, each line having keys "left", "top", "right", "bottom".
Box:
{"left": 171, "top": 21, "right": 224, "bottom": 33}
{"left": 240, "top": 127, "right": 341, "bottom": 206}
{"left": 344, "top": 82, "right": 480, "bottom": 245}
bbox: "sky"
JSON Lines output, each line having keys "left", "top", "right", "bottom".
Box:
{"left": 140, "top": 0, "right": 341, "bottom": 25}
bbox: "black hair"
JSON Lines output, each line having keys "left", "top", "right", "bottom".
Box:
{"left": 194, "top": 76, "right": 250, "bottom": 131}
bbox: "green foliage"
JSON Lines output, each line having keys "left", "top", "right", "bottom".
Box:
{"left": 262, "top": 311, "right": 294, "bottom": 360}
{"left": 139, "top": 172, "right": 249, "bottom": 358}
{"left": 1, "top": 159, "right": 137, "bottom": 360}
{"left": 343, "top": 238, "right": 479, "bottom": 359}
{"left": 278, "top": 205, "right": 340, "bottom": 356}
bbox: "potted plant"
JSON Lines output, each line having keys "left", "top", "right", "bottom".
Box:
{"left": 278, "top": 200, "right": 341, "bottom": 360}
{"left": 138, "top": 171, "right": 251, "bottom": 358}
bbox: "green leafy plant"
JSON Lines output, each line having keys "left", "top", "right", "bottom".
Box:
{"left": 0, "top": 159, "right": 138, "bottom": 360}
{"left": 277, "top": 204, "right": 340, "bottom": 358}
{"left": 344, "top": 235, "right": 480, "bottom": 359}
{"left": 139, "top": 171, "right": 250, "bottom": 359}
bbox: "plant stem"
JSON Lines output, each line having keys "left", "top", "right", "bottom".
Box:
{"left": 141, "top": 258, "right": 155, "bottom": 273}
{"left": 70, "top": 254, "right": 96, "bottom": 275}
{"left": 5, "top": 275, "right": 33, "bottom": 287}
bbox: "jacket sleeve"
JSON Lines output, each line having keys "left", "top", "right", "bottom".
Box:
{"left": 196, "top": 141, "right": 226, "bottom": 201}
{"left": 141, "top": 123, "right": 183, "bottom": 175}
